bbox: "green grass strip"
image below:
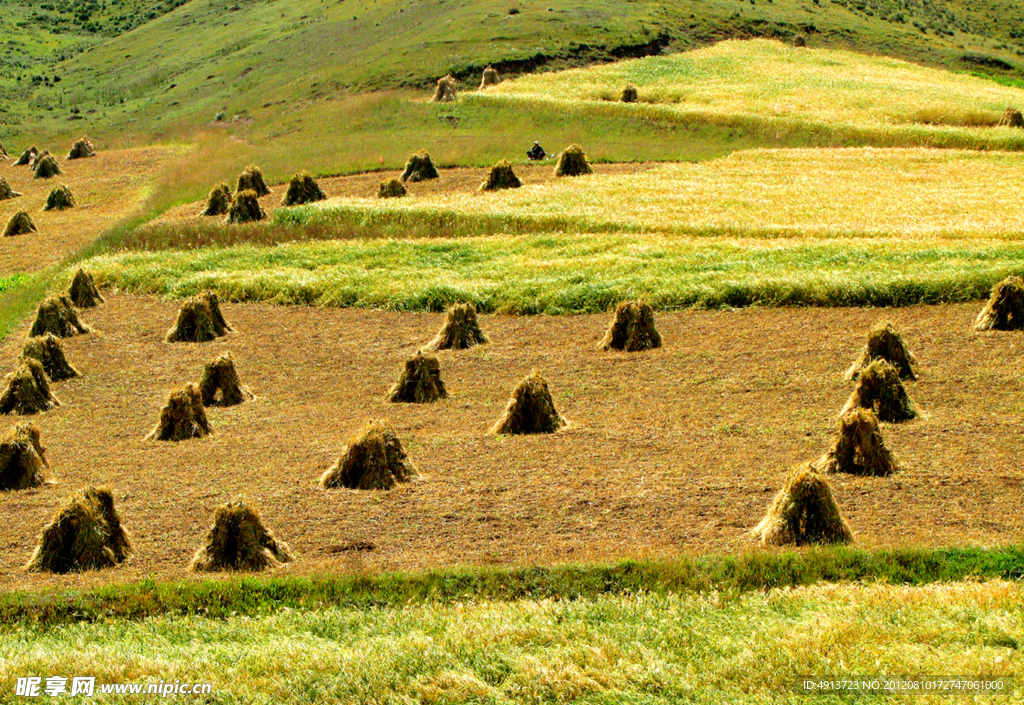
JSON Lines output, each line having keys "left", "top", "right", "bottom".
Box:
{"left": 2, "top": 545, "right": 1022, "bottom": 626}
{"left": 86, "top": 234, "right": 1022, "bottom": 313}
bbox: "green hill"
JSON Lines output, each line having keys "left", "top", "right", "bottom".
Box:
{"left": 3, "top": 0, "right": 1024, "bottom": 146}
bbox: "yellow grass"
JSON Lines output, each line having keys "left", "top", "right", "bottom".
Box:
{"left": 483, "top": 38, "right": 1024, "bottom": 134}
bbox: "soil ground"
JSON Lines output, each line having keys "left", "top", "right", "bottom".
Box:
{"left": 0, "top": 294, "right": 1021, "bottom": 592}
{"left": 155, "top": 161, "right": 661, "bottom": 223}
{"left": 0, "top": 146, "right": 180, "bottom": 275}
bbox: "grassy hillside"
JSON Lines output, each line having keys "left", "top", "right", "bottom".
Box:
{"left": 4, "top": 0, "right": 1024, "bottom": 148}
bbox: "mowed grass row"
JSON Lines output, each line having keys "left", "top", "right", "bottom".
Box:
{"left": 1, "top": 580, "right": 1019, "bottom": 704}
{"left": 83, "top": 234, "right": 1024, "bottom": 313}
{"left": 272, "top": 148, "right": 1024, "bottom": 241}
{"left": 478, "top": 39, "right": 1024, "bottom": 150}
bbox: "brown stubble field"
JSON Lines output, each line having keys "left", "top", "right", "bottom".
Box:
{"left": 0, "top": 146, "right": 180, "bottom": 275}
{"left": 0, "top": 294, "right": 1021, "bottom": 592}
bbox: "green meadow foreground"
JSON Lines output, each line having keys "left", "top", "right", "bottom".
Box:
{"left": 0, "top": 580, "right": 1020, "bottom": 703}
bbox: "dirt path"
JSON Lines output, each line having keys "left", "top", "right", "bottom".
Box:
{"left": 0, "top": 296, "right": 1020, "bottom": 591}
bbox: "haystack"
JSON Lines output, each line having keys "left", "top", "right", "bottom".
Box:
{"left": 479, "top": 66, "right": 500, "bottom": 89}
{"left": 752, "top": 464, "right": 853, "bottom": 546}
{"left": 33, "top": 153, "right": 61, "bottom": 179}
{"left": 26, "top": 486, "right": 131, "bottom": 573}
{"left": 199, "top": 352, "right": 252, "bottom": 406}
{"left": 491, "top": 370, "right": 567, "bottom": 435}
{"left": 321, "top": 419, "right": 417, "bottom": 490}
{"left": 0, "top": 423, "right": 52, "bottom": 490}
{"left": 31, "top": 149, "right": 50, "bottom": 169}
{"left": 0, "top": 177, "right": 21, "bottom": 201}
{"left": 28, "top": 296, "right": 87, "bottom": 337}
{"left": 67, "top": 268, "right": 104, "bottom": 308}
{"left": 388, "top": 352, "right": 447, "bottom": 403}
{"left": 998, "top": 108, "right": 1024, "bottom": 127}
{"left": 621, "top": 84, "right": 638, "bottom": 103}
{"left": 598, "top": 300, "right": 662, "bottom": 352}
{"left": 793, "top": 34, "right": 807, "bottom": 48}
{"left": 554, "top": 143, "right": 593, "bottom": 177}
{"left": 0, "top": 140, "right": 6, "bottom": 159}
{"left": 974, "top": 275, "right": 1024, "bottom": 330}
{"left": 146, "top": 383, "right": 211, "bottom": 441}
{"left": 234, "top": 164, "right": 271, "bottom": 196}
{"left": 190, "top": 501, "right": 292, "bottom": 572}
{"left": 839, "top": 359, "right": 917, "bottom": 423}
{"left": 22, "top": 335, "right": 79, "bottom": 381}
{"left": 43, "top": 184, "right": 76, "bottom": 211}
{"left": 378, "top": 177, "right": 407, "bottom": 198}
{"left": 425, "top": 303, "right": 489, "bottom": 350}
{"left": 281, "top": 171, "right": 326, "bottom": 206}
{"left": 200, "top": 183, "right": 232, "bottom": 216}
{"left": 432, "top": 74, "right": 457, "bottom": 102}
{"left": 67, "top": 136, "right": 96, "bottom": 159}
{"left": 29, "top": 296, "right": 90, "bottom": 338}
{"left": 480, "top": 159, "right": 522, "bottom": 191}
{"left": 227, "top": 189, "right": 265, "bottom": 223}
{"left": 165, "top": 292, "right": 232, "bottom": 343}
{"left": 401, "top": 150, "right": 440, "bottom": 182}
{"left": 813, "top": 408, "right": 898, "bottom": 477}
{"left": 3, "top": 211, "right": 36, "bottom": 237}
{"left": 14, "top": 146, "right": 38, "bottom": 166}
{"left": 0, "top": 359, "right": 59, "bottom": 415}
{"left": 844, "top": 321, "right": 916, "bottom": 381}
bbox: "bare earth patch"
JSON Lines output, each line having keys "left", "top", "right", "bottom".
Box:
{"left": 0, "top": 146, "right": 180, "bottom": 275}
{"left": 0, "top": 295, "right": 1021, "bottom": 592}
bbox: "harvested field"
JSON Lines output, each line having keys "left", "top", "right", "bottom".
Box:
{"left": 0, "top": 294, "right": 1022, "bottom": 592}
{"left": 0, "top": 146, "right": 181, "bottom": 275}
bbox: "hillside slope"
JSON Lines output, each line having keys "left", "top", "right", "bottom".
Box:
{"left": 3, "top": 0, "right": 1024, "bottom": 145}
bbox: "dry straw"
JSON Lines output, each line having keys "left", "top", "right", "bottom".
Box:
{"left": 751, "top": 463, "right": 853, "bottom": 546}
{"left": 235, "top": 164, "right": 271, "bottom": 196}
{"left": 146, "top": 383, "right": 211, "bottom": 441}
{"left": 199, "top": 352, "right": 252, "bottom": 406}
{"left": 998, "top": 108, "right": 1024, "bottom": 127}
{"left": 492, "top": 370, "right": 567, "bottom": 435}
{"left": 378, "top": 177, "right": 407, "bottom": 198}
{"left": 26, "top": 486, "right": 131, "bottom": 573}
{"left": 974, "top": 275, "right": 1024, "bottom": 330}
{"left": 43, "top": 184, "right": 76, "bottom": 211}
{"left": 166, "top": 291, "right": 232, "bottom": 342}
{"left": 0, "top": 140, "right": 6, "bottom": 159}
{"left": 388, "top": 352, "right": 447, "bottom": 403}
{"left": 599, "top": 300, "right": 662, "bottom": 352}
{"left": 479, "top": 66, "right": 500, "bottom": 89}
{"left": 14, "top": 146, "right": 38, "bottom": 166}
{"left": 621, "top": 84, "right": 639, "bottom": 103}
{"left": 432, "top": 74, "right": 457, "bottom": 102}
{"left": 845, "top": 321, "right": 916, "bottom": 381}
{"left": 33, "top": 153, "right": 61, "bottom": 179}
{"left": 0, "top": 177, "right": 21, "bottom": 201}
{"left": 281, "top": 172, "right": 327, "bottom": 206}
{"left": 68, "top": 268, "right": 104, "bottom": 308}
{"left": 22, "top": 334, "right": 79, "bottom": 381}
{"left": 3, "top": 211, "right": 37, "bottom": 237}
{"left": 190, "top": 501, "right": 293, "bottom": 572}
{"left": 227, "top": 189, "right": 266, "bottom": 223}
{"left": 813, "top": 408, "right": 898, "bottom": 476}
{"left": 0, "top": 423, "right": 52, "bottom": 490}
{"left": 839, "top": 359, "right": 917, "bottom": 422}
{"left": 29, "top": 295, "right": 90, "bottom": 338}
{"left": 321, "top": 419, "right": 417, "bottom": 490}
{"left": 401, "top": 151, "right": 440, "bottom": 182}
{"left": 0, "top": 359, "right": 60, "bottom": 415}
{"left": 201, "top": 183, "right": 232, "bottom": 216}
{"left": 425, "top": 303, "right": 488, "bottom": 350}
{"left": 67, "top": 136, "right": 96, "bottom": 159}
{"left": 554, "top": 143, "right": 593, "bottom": 177}
{"left": 480, "top": 160, "right": 522, "bottom": 191}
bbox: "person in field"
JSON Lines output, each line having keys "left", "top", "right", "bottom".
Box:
{"left": 527, "top": 141, "right": 545, "bottom": 160}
